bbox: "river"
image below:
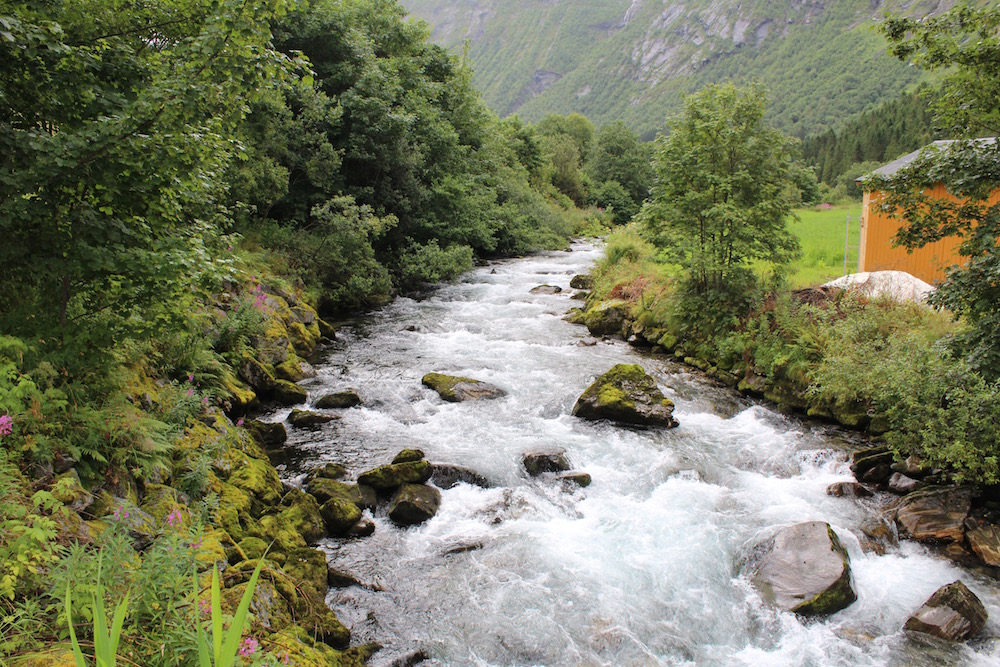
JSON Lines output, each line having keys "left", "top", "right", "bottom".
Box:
{"left": 267, "top": 243, "right": 999, "bottom": 666}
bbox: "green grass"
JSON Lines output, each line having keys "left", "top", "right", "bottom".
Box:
{"left": 785, "top": 204, "right": 862, "bottom": 288}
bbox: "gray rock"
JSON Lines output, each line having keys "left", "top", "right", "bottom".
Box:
{"left": 347, "top": 518, "right": 376, "bottom": 538}
{"left": 422, "top": 373, "right": 506, "bottom": 402}
{"left": 904, "top": 580, "right": 988, "bottom": 641}
{"left": 388, "top": 484, "right": 441, "bottom": 526}
{"left": 888, "top": 472, "right": 924, "bottom": 495}
{"left": 895, "top": 486, "right": 972, "bottom": 543}
{"left": 753, "top": 522, "right": 857, "bottom": 615}
{"left": 522, "top": 448, "right": 571, "bottom": 476}
{"left": 530, "top": 284, "right": 563, "bottom": 294}
{"left": 248, "top": 420, "right": 287, "bottom": 447}
{"left": 556, "top": 471, "right": 592, "bottom": 488}
{"left": 430, "top": 464, "right": 490, "bottom": 489}
{"left": 288, "top": 409, "right": 337, "bottom": 427}
{"left": 570, "top": 274, "right": 593, "bottom": 290}
{"left": 826, "top": 481, "right": 872, "bottom": 498}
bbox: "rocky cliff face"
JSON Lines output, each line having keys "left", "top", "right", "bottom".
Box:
{"left": 400, "top": 0, "right": 945, "bottom": 137}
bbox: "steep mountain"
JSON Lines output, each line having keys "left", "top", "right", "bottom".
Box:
{"left": 400, "top": 0, "right": 954, "bottom": 138}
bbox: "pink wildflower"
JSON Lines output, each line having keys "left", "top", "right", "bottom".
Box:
{"left": 199, "top": 599, "right": 211, "bottom": 617}
{"left": 0, "top": 415, "right": 12, "bottom": 437}
{"left": 166, "top": 508, "right": 182, "bottom": 527}
{"left": 237, "top": 418, "right": 244, "bottom": 426}
{"left": 188, "top": 374, "right": 195, "bottom": 383}
{"left": 202, "top": 396, "right": 209, "bottom": 405}
{"left": 187, "top": 388, "right": 194, "bottom": 397}
{"left": 238, "top": 637, "right": 258, "bottom": 657}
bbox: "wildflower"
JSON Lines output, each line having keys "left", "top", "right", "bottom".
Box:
{"left": 202, "top": 396, "right": 209, "bottom": 405}
{"left": 0, "top": 414, "right": 12, "bottom": 437}
{"left": 166, "top": 508, "right": 182, "bottom": 527}
{"left": 238, "top": 637, "right": 258, "bottom": 657}
{"left": 187, "top": 388, "right": 195, "bottom": 397}
{"left": 188, "top": 374, "right": 195, "bottom": 383}
{"left": 113, "top": 505, "right": 130, "bottom": 521}
{"left": 279, "top": 651, "right": 290, "bottom": 665}
{"left": 199, "top": 598, "right": 211, "bottom": 617}
{"left": 237, "top": 418, "right": 245, "bottom": 426}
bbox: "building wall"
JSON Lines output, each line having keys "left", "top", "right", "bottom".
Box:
{"left": 858, "top": 184, "right": 1000, "bottom": 284}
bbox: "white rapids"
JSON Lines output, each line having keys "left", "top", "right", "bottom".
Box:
{"left": 267, "top": 242, "right": 1000, "bottom": 666}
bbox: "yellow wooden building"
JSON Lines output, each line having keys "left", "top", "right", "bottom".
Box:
{"left": 858, "top": 140, "right": 1000, "bottom": 285}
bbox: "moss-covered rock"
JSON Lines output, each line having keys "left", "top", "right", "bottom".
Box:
{"left": 215, "top": 482, "right": 253, "bottom": 541}
{"left": 582, "top": 299, "right": 630, "bottom": 337}
{"left": 235, "top": 536, "right": 268, "bottom": 561}
{"left": 421, "top": 373, "right": 506, "bottom": 402}
{"left": 311, "top": 462, "right": 348, "bottom": 481}
{"left": 315, "top": 391, "right": 362, "bottom": 409}
{"left": 265, "top": 626, "right": 376, "bottom": 667}
{"left": 357, "top": 460, "right": 432, "bottom": 491}
{"left": 9, "top": 645, "right": 78, "bottom": 666}
{"left": 306, "top": 478, "right": 364, "bottom": 507}
{"left": 392, "top": 448, "right": 425, "bottom": 464}
{"left": 563, "top": 307, "right": 586, "bottom": 324}
{"left": 51, "top": 469, "right": 93, "bottom": 513}
{"left": 572, "top": 364, "right": 678, "bottom": 428}
{"left": 275, "top": 354, "right": 317, "bottom": 383}
{"left": 282, "top": 547, "right": 329, "bottom": 600}
{"left": 257, "top": 513, "right": 308, "bottom": 553}
{"left": 279, "top": 489, "right": 326, "bottom": 544}
{"left": 320, "top": 498, "right": 363, "bottom": 535}
{"left": 229, "top": 457, "right": 283, "bottom": 509}
{"left": 139, "top": 483, "right": 189, "bottom": 526}
{"left": 289, "top": 409, "right": 337, "bottom": 427}
{"left": 570, "top": 274, "right": 594, "bottom": 290}
{"left": 247, "top": 420, "right": 288, "bottom": 448}
{"left": 239, "top": 356, "right": 278, "bottom": 394}
{"left": 218, "top": 370, "right": 259, "bottom": 417}
{"left": 195, "top": 527, "right": 230, "bottom": 571}
{"left": 388, "top": 484, "right": 441, "bottom": 526}
{"left": 272, "top": 379, "right": 308, "bottom": 406}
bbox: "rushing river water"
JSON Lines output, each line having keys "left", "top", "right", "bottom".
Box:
{"left": 268, "top": 243, "right": 999, "bottom": 666}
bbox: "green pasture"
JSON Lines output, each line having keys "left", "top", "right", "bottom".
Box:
{"left": 785, "top": 204, "right": 862, "bottom": 288}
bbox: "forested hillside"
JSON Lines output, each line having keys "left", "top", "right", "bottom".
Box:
{"left": 401, "top": 0, "right": 948, "bottom": 138}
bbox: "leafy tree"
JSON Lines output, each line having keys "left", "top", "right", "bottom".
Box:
{"left": 871, "top": 3, "right": 1000, "bottom": 378}
{"left": 586, "top": 121, "right": 654, "bottom": 208}
{"left": 642, "top": 83, "right": 801, "bottom": 303}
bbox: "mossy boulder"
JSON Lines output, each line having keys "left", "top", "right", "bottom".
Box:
{"left": 247, "top": 420, "right": 288, "bottom": 448}
{"left": 215, "top": 482, "right": 253, "bottom": 541}
{"left": 239, "top": 356, "right": 278, "bottom": 394}
{"left": 51, "top": 469, "right": 93, "bottom": 513}
{"left": 311, "top": 462, "right": 348, "bottom": 481}
{"left": 281, "top": 547, "right": 329, "bottom": 600}
{"left": 266, "top": 626, "right": 375, "bottom": 667}
{"left": 229, "top": 457, "right": 283, "bottom": 509}
{"left": 582, "top": 299, "right": 630, "bottom": 337}
{"left": 306, "top": 478, "right": 364, "bottom": 507}
{"left": 572, "top": 364, "right": 678, "bottom": 428}
{"left": 139, "top": 483, "right": 189, "bottom": 526}
{"left": 388, "top": 484, "right": 441, "bottom": 526}
{"left": 272, "top": 379, "right": 308, "bottom": 406}
{"left": 279, "top": 489, "right": 326, "bottom": 544}
{"left": 234, "top": 536, "right": 268, "bottom": 561}
{"left": 570, "top": 274, "right": 593, "bottom": 290}
{"left": 421, "top": 372, "right": 506, "bottom": 402}
{"left": 315, "top": 391, "right": 362, "bottom": 409}
{"left": 9, "top": 645, "right": 78, "bottom": 666}
{"left": 275, "top": 355, "right": 317, "bottom": 383}
{"left": 392, "top": 448, "right": 425, "bottom": 464}
{"left": 194, "top": 528, "right": 230, "bottom": 571}
{"left": 320, "top": 498, "right": 363, "bottom": 535}
{"left": 357, "top": 460, "right": 432, "bottom": 491}
{"left": 257, "top": 513, "right": 308, "bottom": 553}
{"left": 218, "top": 371, "right": 259, "bottom": 417}
{"left": 289, "top": 409, "right": 337, "bottom": 427}
{"left": 753, "top": 522, "right": 857, "bottom": 615}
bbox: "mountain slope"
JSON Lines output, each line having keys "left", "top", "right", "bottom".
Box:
{"left": 400, "top": 0, "right": 952, "bottom": 138}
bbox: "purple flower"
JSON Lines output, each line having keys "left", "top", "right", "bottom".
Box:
{"left": 0, "top": 414, "right": 12, "bottom": 437}
{"left": 237, "top": 418, "right": 244, "bottom": 426}
{"left": 187, "top": 374, "right": 194, "bottom": 383}
{"left": 166, "top": 508, "right": 182, "bottom": 527}
{"left": 238, "top": 637, "right": 258, "bottom": 657}
{"left": 187, "top": 388, "right": 194, "bottom": 397}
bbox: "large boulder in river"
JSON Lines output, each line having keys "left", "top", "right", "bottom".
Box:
{"left": 904, "top": 580, "right": 988, "bottom": 641}
{"left": 421, "top": 373, "right": 506, "bottom": 402}
{"left": 388, "top": 484, "right": 441, "bottom": 526}
{"left": 753, "top": 522, "right": 857, "bottom": 615}
{"left": 572, "top": 364, "right": 678, "bottom": 428}
{"left": 431, "top": 464, "right": 490, "bottom": 489}
{"left": 965, "top": 520, "right": 1000, "bottom": 567}
{"left": 357, "top": 460, "right": 432, "bottom": 491}
{"left": 582, "top": 299, "right": 629, "bottom": 337}
{"left": 522, "top": 448, "right": 571, "bottom": 476}
{"left": 314, "top": 391, "right": 361, "bottom": 409}
{"left": 530, "top": 284, "right": 563, "bottom": 295}
{"left": 895, "top": 486, "right": 972, "bottom": 543}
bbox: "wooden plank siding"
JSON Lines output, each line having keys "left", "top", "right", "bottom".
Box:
{"left": 858, "top": 184, "right": 1000, "bottom": 285}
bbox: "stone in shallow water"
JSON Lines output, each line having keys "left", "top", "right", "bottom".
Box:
{"left": 357, "top": 460, "right": 433, "bottom": 490}
{"left": 572, "top": 363, "right": 678, "bottom": 428}
{"left": 965, "top": 520, "right": 1000, "bottom": 567}
{"left": 753, "top": 521, "right": 857, "bottom": 615}
{"left": 388, "top": 484, "right": 441, "bottom": 526}
{"left": 904, "top": 580, "right": 988, "bottom": 642}
{"left": 314, "top": 391, "right": 361, "bottom": 409}
{"left": 288, "top": 409, "right": 337, "bottom": 427}
{"left": 421, "top": 372, "right": 506, "bottom": 402}
{"left": 522, "top": 448, "right": 571, "bottom": 476}
{"left": 530, "top": 284, "right": 563, "bottom": 294}
{"left": 431, "top": 463, "right": 490, "bottom": 489}
{"left": 895, "top": 486, "right": 972, "bottom": 542}
{"left": 826, "top": 481, "right": 872, "bottom": 498}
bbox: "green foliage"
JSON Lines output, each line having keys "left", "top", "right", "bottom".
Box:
{"left": 196, "top": 558, "right": 267, "bottom": 667}
{"left": 586, "top": 121, "right": 654, "bottom": 209}
{"left": 590, "top": 180, "right": 637, "bottom": 226}
{"left": 66, "top": 564, "right": 130, "bottom": 667}
{"left": 397, "top": 241, "right": 475, "bottom": 285}
{"left": 642, "top": 82, "right": 800, "bottom": 335}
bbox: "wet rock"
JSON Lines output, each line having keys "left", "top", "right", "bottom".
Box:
{"left": 888, "top": 472, "right": 925, "bottom": 495}
{"left": 314, "top": 391, "right": 362, "bottom": 409}
{"left": 442, "top": 540, "right": 485, "bottom": 556}
{"left": 826, "top": 481, "right": 873, "bottom": 498}
{"left": 556, "top": 471, "right": 592, "bottom": 488}
{"left": 358, "top": 460, "right": 433, "bottom": 491}
{"left": 430, "top": 464, "right": 490, "bottom": 489}
{"left": 357, "top": 484, "right": 377, "bottom": 511}
{"left": 582, "top": 299, "right": 629, "bottom": 337}
{"left": 570, "top": 274, "right": 593, "bottom": 290}
{"left": 421, "top": 372, "right": 506, "bottom": 402}
{"left": 288, "top": 409, "right": 337, "bottom": 427}
{"left": 895, "top": 487, "right": 973, "bottom": 542}
{"left": 576, "top": 338, "right": 598, "bottom": 347}
{"left": 850, "top": 447, "right": 893, "bottom": 481}
{"left": 522, "top": 448, "right": 571, "bottom": 476}
{"left": 859, "top": 515, "right": 899, "bottom": 555}
{"left": 278, "top": 489, "right": 326, "bottom": 544}
{"left": 306, "top": 478, "right": 365, "bottom": 508}
{"left": 860, "top": 463, "right": 893, "bottom": 486}
{"left": 753, "top": 521, "right": 857, "bottom": 615}
{"left": 387, "top": 649, "right": 430, "bottom": 667}
{"left": 572, "top": 363, "right": 678, "bottom": 428}
{"left": 247, "top": 420, "right": 287, "bottom": 448}
{"left": 388, "top": 484, "right": 441, "bottom": 526}
{"left": 272, "top": 379, "right": 308, "bottom": 406}
{"left": 347, "top": 517, "right": 376, "bottom": 538}
{"left": 904, "top": 580, "right": 988, "bottom": 642}
{"left": 328, "top": 566, "right": 366, "bottom": 588}
{"left": 392, "top": 449, "right": 425, "bottom": 464}
{"left": 275, "top": 356, "right": 317, "bottom": 383}
{"left": 530, "top": 284, "right": 563, "bottom": 295}
{"left": 892, "top": 455, "right": 931, "bottom": 479}
{"left": 310, "top": 462, "right": 347, "bottom": 481}
{"left": 319, "top": 498, "right": 363, "bottom": 535}
{"left": 965, "top": 520, "right": 1000, "bottom": 567}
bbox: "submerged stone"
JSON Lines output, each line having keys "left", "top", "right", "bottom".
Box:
{"left": 572, "top": 363, "right": 678, "bottom": 428}
{"left": 431, "top": 463, "right": 491, "bottom": 489}
{"left": 388, "top": 484, "right": 441, "bottom": 526}
{"left": 753, "top": 521, "right": 857, "bottom": 615}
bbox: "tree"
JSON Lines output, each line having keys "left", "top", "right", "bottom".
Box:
{"left": 872, "top": 4, "right": 1000, "bottom": 379}
{"left": 586, "top": 121, "right": 654, "bottom": 208}
{"left": 642, "top": 83, "right": 800, "bottom": 301}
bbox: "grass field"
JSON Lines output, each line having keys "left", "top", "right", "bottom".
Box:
{"left": 785, "top": 204, "right": 862, "bottom": 288}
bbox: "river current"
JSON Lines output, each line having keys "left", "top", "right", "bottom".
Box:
{"left": 267, "top": 243, "right": 999, "bottom": 666}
